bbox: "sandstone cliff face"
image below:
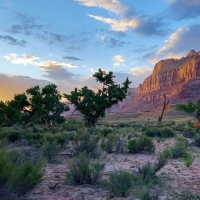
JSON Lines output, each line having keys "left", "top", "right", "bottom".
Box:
{"left": 138, "top": 50, "right": 200, "bottom": 96}
{"left": 122, "top": 50, "right": 200, "bottom": 112}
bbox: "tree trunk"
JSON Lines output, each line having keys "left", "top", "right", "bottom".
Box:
{"left": 158, "top": 93, "right": 169, "bottom": 124}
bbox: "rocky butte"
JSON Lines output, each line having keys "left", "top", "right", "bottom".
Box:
{"left": 122, "top": 50, "right": 200, "bottom": 112}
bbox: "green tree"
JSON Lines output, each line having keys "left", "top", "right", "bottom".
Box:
{"left": 0, "top": 84, "right": 69, "bottom": 128}
{"left": 64, "top": 69, "right": 131, "bottom": 126}
{"left": 175, "top": 100, "right": 200, "bottom": 121}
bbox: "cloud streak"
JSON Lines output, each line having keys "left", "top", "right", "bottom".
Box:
{"left": 88, "top": 14, "right": 138, "bottom": 32}
{"left": 61, "top": 56, "right": 82, "bottom": 60}
{"left": 0, "top": 35, "right": 26, "bottom": 46}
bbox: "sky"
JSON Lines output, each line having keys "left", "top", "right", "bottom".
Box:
{"left": 0, "top": 0, "right": 200, "bottom": 101}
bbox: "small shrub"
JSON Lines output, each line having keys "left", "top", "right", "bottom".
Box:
{"left": 11, "top": 160, "right": 44, "bottom": 195}
{"left": 145, "top": 127, "right": 175, "bottom": 138}
{"left": 160, "top": 148, "right": 172, "bottom": 159}
{"left": 101, "top": 134, "right": 118, "bottom": 153}
{"left": 99, "top": 127, "right": 113, "bottom": 137}
{"left": 127, "top": 139, "right": 138, "bottom": 153}
{"left": 42, "top": 142, "right": 61, "bottom": 162}
{"left": 183, "top": 153, "right": 194, "bottom": 167}
{"left": 74, "top": 133, "right": 99, "bottom": 158}
{"left": 171, "top": 142, "right": 187, "bottom": 159}
{"left": 104, "top": 170, "right": 134, "bottom": 197}
{"left": 183, "top": 128, "right": 196, "bottom": 138}
{"left": 128, "top": 135, "right": 154, "bottom": 154}
{"left": 161, "top": 127, "right": 175, "bottom": 138}
{"left": 145, "top": 128, "right": 162, "bottom": 137}
{"left": 0, "top": 148, "right": 43, "bottom": 197}
{"left": 54, "top": 134, "right": 67, "bottom": 146}
{"left": 136, "top": 163, "right": 156, "bottom": 185}
{"left": 136, "top": 155, "right": 166, "bottom": 185}
{"left": 66, "top": 153, "right": 104, "bottom": 185}
{"left": 137, "top": 135, "right": 155, "bottom": 153}
{"left": 8, "top": 131, "right": 22, "bottom": 143}
{"left": 175, "top": 124, "right": 186, "bottom": 132}
{"left": 0, "top": 130, "right": 22, "bottom": 143}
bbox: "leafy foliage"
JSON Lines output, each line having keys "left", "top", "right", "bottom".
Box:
{"left": 64, "top": 69, "right": 131, "bottom": 126}
{"left": 0, "top": 84, "right": 69, "bottom": 128}
{"left": 176, "top": 100, "right": 200, "bottom": 121}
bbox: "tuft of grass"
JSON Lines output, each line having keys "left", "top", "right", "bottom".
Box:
{"left": 136, "top": 155, "right": 167, "bottom": 185}
{"left": 42, "top": 141, "right": 61, "bottom": 162}
{"left": 183, "top": 153, "right": 194, "bottom": 167}
{"left": 74, "top": 132, "right": 99, "bottom": 158}
{"left": 104, "top": 170, "right": 134, "bottom": 197}
{"left": 66, "top": 153, "right": 104, "bottom": 185}
{"left": 101, "top": 134, "right": 118, "bottom": 153}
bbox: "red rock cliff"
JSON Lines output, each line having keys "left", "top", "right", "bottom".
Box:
{"left": 122, "top": 50, "right": 200, "bottom": 112}
{"left": 138, "top": 50, "right": 200, "bottom": 96}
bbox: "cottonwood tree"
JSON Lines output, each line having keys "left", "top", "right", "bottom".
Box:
{"left": 176, "top": 100, "right": 200, "bottom": 122}
{"left": 0, "top": 84, "right": 69, "bottom": 128}
{"left": 64, "top": 69, "right": 131, "bottom": 126}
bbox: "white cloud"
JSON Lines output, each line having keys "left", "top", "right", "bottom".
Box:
{"left": 130, "top": 66, "right": 153, "bottom": 76}
{"left": 4, "top": 54, "right": 39, "bottom": 65}
{"left": 75, "top": 0, "right": 128, "bottom": 15}
{"left": 3, "top": 54, "right": 78, "bottom": 68}
{"left": 88, "top": 14, "right": 138, "bottom": 31}
{"left": 113, "top": 55, "right": 125, "bottom": 67}
{"left": 38, "top": 61, "right": 77, "bottom": 68}
{"left": 145, "top": 24, "right": 200, "bottom": 63}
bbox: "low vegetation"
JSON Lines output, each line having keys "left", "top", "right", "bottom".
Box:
{"left": 66, "top": 153, "right": 105, "bottom": 185}
{"left": 103, "top": 170, "right": 134, "bottom": 197}
{"left": 0, "top": 148, "right": 44, "bottom": 198}
{"left": 128, "top": 135, "right": 155, "bottom": 154}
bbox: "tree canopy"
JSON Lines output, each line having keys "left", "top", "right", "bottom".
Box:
{"left": 0, "top": 84, "right": 69, "bottom": 128}
{"left": 64, "top": 69, "right": 131, "bottom": 126}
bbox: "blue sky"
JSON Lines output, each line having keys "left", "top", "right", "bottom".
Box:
{"left": 0, "top": 0, "right": 200, "bottom": 101}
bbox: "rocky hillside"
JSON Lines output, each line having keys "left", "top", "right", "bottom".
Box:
{"left": 122, "top": 50, "right": 200, "bottom": 112}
